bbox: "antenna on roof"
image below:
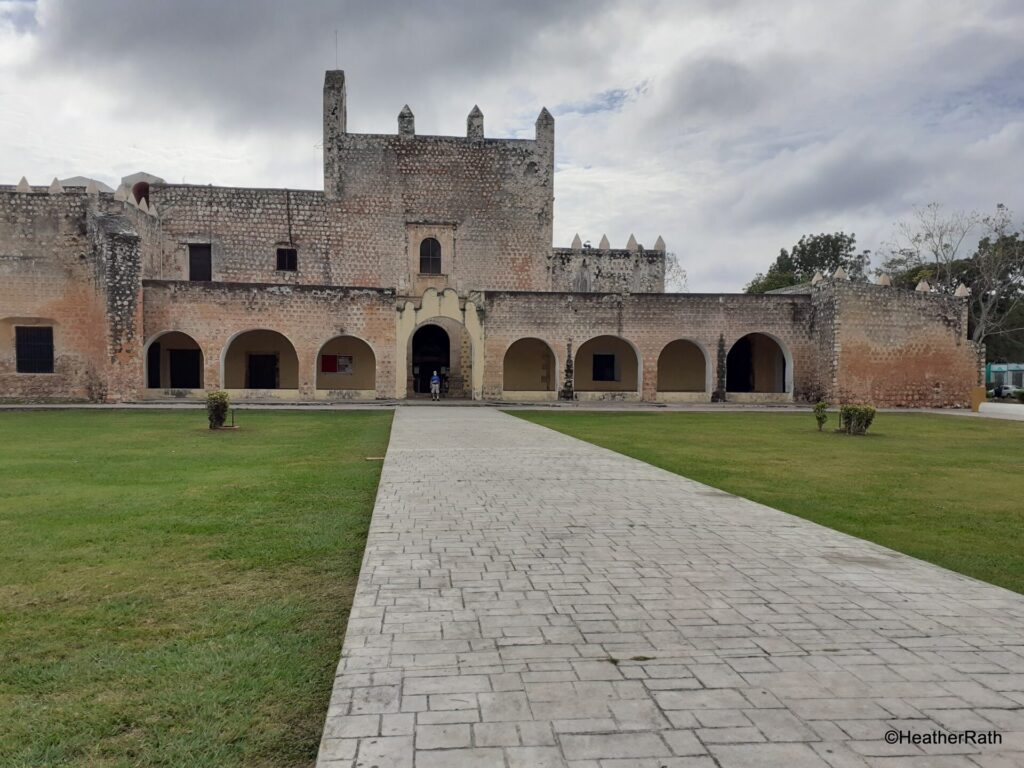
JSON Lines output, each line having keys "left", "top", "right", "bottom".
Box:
{"left": 334, "top": 30, "right": 338, "bottom": 68}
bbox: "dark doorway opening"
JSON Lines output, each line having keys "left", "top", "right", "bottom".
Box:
{"left": 592, "top": 353, "right": 616, "bottom": 382}
{"left": 247, "top": 354, "right": 279, "bottom": 389}
{"left": 411, "top": 324, "right": 450, "bottom": 395}
{"left": 169, "top": 349, "right": 202, "bottom": 389}
{"left": 189, "top": 244, "right": 212, "bottom": 281}
{"left": 726, "top": 336, "right": 753, "bottom": 392}
{"left": 147, "top": 342, "right": 161, "bottom": 388}
{"left": 726, "top": 333, "right": 787, "bottom": 393}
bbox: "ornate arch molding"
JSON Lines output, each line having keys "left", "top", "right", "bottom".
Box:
{"left": 395, "top": 288, "right": 484, "bottom": 399}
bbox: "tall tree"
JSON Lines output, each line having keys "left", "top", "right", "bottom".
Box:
{"left": 878, "top": 203, "right": 979, "bottom": 293}
{"left": 745, "top": 232, "right": 870, "bottom": 293}
{"left": 663, "top": 252, "right": 689, "bottom": 293}
{"left": 878, "top": 203, "right": 1024, "bottom": 352}
{"left": 965, "top": 206, "right": 1024, "bottom": 346}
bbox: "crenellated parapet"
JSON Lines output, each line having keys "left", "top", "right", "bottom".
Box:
{"left": 549, "top": 233, "right": 666, "bottom": 293}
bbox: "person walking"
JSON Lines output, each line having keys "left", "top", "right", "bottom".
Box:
{"left": 430, "top": 370, "right": 441, "bottom": 401}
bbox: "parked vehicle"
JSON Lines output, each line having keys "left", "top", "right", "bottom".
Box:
{"left": 992, "top": 384, "right": 1022, "bottom": 399}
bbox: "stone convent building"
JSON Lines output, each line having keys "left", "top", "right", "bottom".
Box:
{"left": 1, "top": 71, "right": 981, "bottom": 406}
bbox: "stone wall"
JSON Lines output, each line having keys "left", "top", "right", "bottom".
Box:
{"left": 0, "top": 191, "right": 118, "bottom": 401}
{"left": 823, "top": 280, "right": 980, "bottom": 407}
{"left": 328, "top": 130, "right": 554, "bottom": 292}
{"left": 323, "top": 69, "right": 555, "bottom": 293}
{"left": 142, "top": 186, "right": 367, "bottom": 285}
{"left": 549, "top": 247, "right": 665, "bottom": 293}
{"left": 479, "top": 291, "right": 821, "bottom": 402}
{"left": 141, "top": 280, "right": 396, "bottom": 400}
{"left": 143, "top": 115, "right": 557, "bottom": 295}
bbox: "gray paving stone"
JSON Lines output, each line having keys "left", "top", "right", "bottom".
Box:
{"left": 317, "top": 408, "right": 1024, "bottom": 767}
{"left": 560, "top": 732, "right": 671, "bottom": 759}
{"left": 474, "top": 721, "right": 519, "bottom": 746}
{"left": 415, "top": 723, "right": 470, "bottom": 749}
{"left": 353, "top": 735, "right": 412, "bottom": 768}
{"left": 415, "top": 747, "right": 505, "bottom": 767}
{"left": 506, "top": 745, "right": 568, "bottom": 767}
{"left": 479, "top": 690, "right": 532, "bottom": 721}
{"left": 710, "top": 742, "right": 831, "bottom": 767}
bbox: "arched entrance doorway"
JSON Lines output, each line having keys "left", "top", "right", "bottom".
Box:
{"left": 396, "top": 288, "right": 483, "bottom": 400}
{"left": 315, "top": 335, "right": 376, "bottom": 394}
{"left": 145, "top": 331, "right": 204, "bottom": 390}
{"left": 656, "top": 339, "right": 709, "bottom": 399}
{"left": 222, "top": 329, "right": 299, "bottom": 390}
{"left": 574, "top": 335, "right": 641, "bottom": 398}
{"left": 502, "top": 338, "right": 557, "bottom": 395}
{"left": 726, "top": 332, "right": 790, "bottom": 395}
{"left": 411, "top": 324, "right": 450, "bottom": 396}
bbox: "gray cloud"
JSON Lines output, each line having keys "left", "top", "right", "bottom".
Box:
{"left": 24, "top": 0, "right": 614, "bottom": 134}
{"left": 664, "top": 57, "right": 764, "bottom": 122}
{"left": 728, "top": 135, "right": 926, "bottom": 225}
{"left": 2, "top": 0, "right": 1023, "bottom": 291}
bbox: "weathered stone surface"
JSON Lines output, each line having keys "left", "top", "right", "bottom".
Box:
{"left": 0, "top": 70, "right": 980, "bottom": 405}
{"left": 467, "top": 105, "right": 484, "bottom": 140}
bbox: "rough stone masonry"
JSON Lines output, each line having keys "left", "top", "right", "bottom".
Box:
{"left": 0, "top": 71, "right": 981, "bottom": 405}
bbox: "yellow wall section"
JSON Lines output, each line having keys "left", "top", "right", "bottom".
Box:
{"left": 316, "top": 336, "right": 376, "bottom": 390}
{"left": 575, "top": 335, "right": 638, "bottom": 392}
{"left": 656, "top": 339, "right": 706, "bottom": 392}
{"left": 503, "top": 338, "right": 555, "bottom": 391}
{"left": 750, "top": 333, "right": 786, "bottom": 393}
{"left": 223, "top": 330, "right": 299, "bottom": 388}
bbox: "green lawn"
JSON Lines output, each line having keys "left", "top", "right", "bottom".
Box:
{"left": 514, "top": 411, "right": 1024, "bottom": 594}
{"left": 0, "top": 409, "right": 392, "bottom": 768}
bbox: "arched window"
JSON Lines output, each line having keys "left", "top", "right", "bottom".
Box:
{"left": 419, "top": 237, "right": 442, "bottom": 275}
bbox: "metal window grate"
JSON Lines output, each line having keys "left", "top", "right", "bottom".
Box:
{"left": 276, "top": 247, "right": 297, "bottom": 271}
{"left": 16, "top": 326, "right": 54, "bottom": 373}
{"left": 593, "top": 353, "right": 616, "bottom": 382}
{"left": 189, "top": 244, "right": 212, "bottom": 281}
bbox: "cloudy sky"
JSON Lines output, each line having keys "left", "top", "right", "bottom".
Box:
{"left": 2, "top": 0, "right": 1022, "bottom": 291}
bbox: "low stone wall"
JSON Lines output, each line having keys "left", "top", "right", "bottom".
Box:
{"left": 824, "top": 281, "right": 981, "bottom": 407}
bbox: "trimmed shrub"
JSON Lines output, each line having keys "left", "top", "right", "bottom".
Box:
{"left": 1017, "top": 390, "right": 1024, "bottom": 405}
{"left": 206, "top": 390, "right": 230, "bottom": 429}
{"left": 813, "top": 401, "right": 829, "bottom": 432}
{"left": 839, "top": 403, "right": 876, "bottom": 435}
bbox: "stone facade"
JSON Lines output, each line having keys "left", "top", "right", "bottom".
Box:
{"left": 0, "top": 71, "right": 981, "bottom": 406}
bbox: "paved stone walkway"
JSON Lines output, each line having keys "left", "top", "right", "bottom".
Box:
{"left": 318, "top": 407, "right": 1024, "bottom": 767}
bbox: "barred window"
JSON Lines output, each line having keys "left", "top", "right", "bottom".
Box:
{"left": 593, "top": 353, "right": 617, "bottom": 382}
{"left": 276, "top": 247, "right": 297, "bottom": 271}
{"left": 189, "top": 244, "right": 212, "bottom": 281}
{"left": 16, "top": 326, "right": 54, "bottom": 373}
{"left": 419, "top": 237, "right": 442, "bottom": 275}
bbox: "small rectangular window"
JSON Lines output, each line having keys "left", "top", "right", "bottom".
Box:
{"left": 16, "top": 326, "right": 54, "bottom": 373}
{"left": 321, "top": 354, "right": 354, "bottom": 374}
{"left": 276, "top": 247, "right": 297, "bottom": 271}
{"left": 593, "top": 353, "right": 617, "bottom": 382}
{"left": 189, "top": 244, "right": 212, "bottom": 281}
